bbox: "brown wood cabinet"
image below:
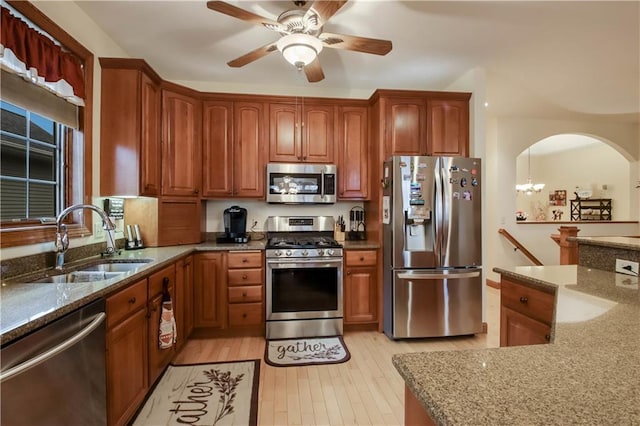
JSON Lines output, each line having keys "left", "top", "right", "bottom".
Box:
{"left": 344, "top": 250, "right": 378, "bottom": 324}
{"left": 337, "top": 105, "right": 369, "bottom": 200}
{"left": 201, "top": 100, "right": 266, "bottom": 198}
{"left": 175, "top": 255, "right": 194, "bottom": 350}
{"left": 147, "top": 264, "right": 176, "bottom": 385}
{"left": 106, "top": 279, "right": 148, "bottom": 426}
{"left": 500, "top": 277, "right": 555, "bottom": 347}
{"left": 427, "top": 97, "right": 470, "bottom": 157}
{"left": 227, "top": 251, "right": 264, "bottom": 327}
{"left": 193, "top": 252, "right": 227, "bottom": 328}
{"left": 269, "top": 101, "right": 334, "bottom": 163}
{"left": 161, "top": 87, "right": 202, "bottom": 197}
{"left": 99, "top": 58, "right": 161, "bottom": 197}
{"left": 384, "top": 96, "right": 427, "bottom": 156}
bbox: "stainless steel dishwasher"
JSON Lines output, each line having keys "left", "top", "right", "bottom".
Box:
{"left": 1, "top": 299, "right": 107, "bottom": 425}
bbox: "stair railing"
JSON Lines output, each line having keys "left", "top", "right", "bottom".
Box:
{"left": 498, "top": 228, "right": 543, "bottom": 266}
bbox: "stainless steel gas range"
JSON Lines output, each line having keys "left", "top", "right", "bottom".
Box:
{"left": 265, "top": 216, "right": 343, "bottom": 339}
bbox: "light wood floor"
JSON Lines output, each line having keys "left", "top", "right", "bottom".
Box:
{"left": 174, "top": 286, "right": 500, "bottom": 426}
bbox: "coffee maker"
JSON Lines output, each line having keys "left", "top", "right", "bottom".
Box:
{"left": 216, "top": 205, "right": 250, "bottom": 243}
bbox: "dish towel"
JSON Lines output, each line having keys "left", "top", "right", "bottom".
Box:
{"left": 159, "top": 281, "right": 177, "bottom": 349}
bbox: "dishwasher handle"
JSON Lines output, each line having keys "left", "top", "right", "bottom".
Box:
{"left": 0, "top": 312, "right": 106, "bottom": 383}
{"left": 397, "top": 271, "right": 480, "bottom": 280}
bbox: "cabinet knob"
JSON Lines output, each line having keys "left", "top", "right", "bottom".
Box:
{"left": 242, "top": 292, "right": 247, "bottom": 297}
{"left": 128, "top": 297, "right": 136, "bottom": 304}
{"left": 242, "top": 313, "right": 247, "bottom": 318}
{"left": 360, "top": 257, "right": 365, "bottom": 261}
{"left": 346, "top": 271, "right": 351, "bottom": 275}
{"left": 242, "top": 274, "right": 248, "bottom": 279}
{"left": 545, "top": 334, "right": 551, "bottom": 341}
{"left": 519, "top": 296, "right": 528, "bottom": 304}
{"left": 194, "top": 189, "right": 199, "bottom": 194}
{"left": 242, "top": 258, "right": 248, "bottom": 263}
{"left": 303, "top": 156, "right": 307, "bottom": 160}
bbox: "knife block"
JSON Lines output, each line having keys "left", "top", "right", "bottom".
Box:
{"left": 334, "top": 224, "right": 345, "bottom": 242}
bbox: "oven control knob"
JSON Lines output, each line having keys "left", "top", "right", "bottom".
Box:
{"left": 301, "top": 250, "right": 309, "bottom": 256}
{"left": 286, "top": 250, "right": 292, "bottom": 257}
{"left": 274, "top": 250, "right": 282, "bottom": 257}
{"left": 317, "top": 249, "right": 325, "bottom": 256}
{"left": 327, "top": 249, "right": 335, "bottom": 256}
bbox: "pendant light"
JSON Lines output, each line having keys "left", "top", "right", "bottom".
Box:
{"left": 516, "top": 148, "right": 545, "bottom": 195}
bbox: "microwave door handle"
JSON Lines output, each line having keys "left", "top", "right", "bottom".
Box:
{"left": 320, "top": 168, "right": 325, "bottom": 199}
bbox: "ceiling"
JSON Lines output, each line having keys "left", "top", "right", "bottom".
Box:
{"left": 75, "top": 1, "right": 640, "bottom": 123}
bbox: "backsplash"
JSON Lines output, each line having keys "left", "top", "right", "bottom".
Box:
{"left": 578, "top": 244, "right": 639, "bottom": 273}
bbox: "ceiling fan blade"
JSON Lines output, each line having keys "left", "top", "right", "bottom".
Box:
{"left": 320, "top": 32, "right": 392, "bottom": 56}
{"left": 304, "top": 57, "right": 325, "bottom": 83}
{"left": 207, "top": 1, "right": 286, "bottom": 32}
{"left": 304, "top": 0, "right": 348, "bottom": 28}
{"left": 227, "top": 42, "right": 278, "bottom": 68}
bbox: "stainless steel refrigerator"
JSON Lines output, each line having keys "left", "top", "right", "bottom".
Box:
{"left": 382, "top": 156, "right": 482, "bottom": 338}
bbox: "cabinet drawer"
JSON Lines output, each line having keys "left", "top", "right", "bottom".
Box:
{"left": 106, "top": 278, "right": 148, "bottom": 328}
{"left": 345, "top": 250, "right": 378, "bottom": 267}
{"left": 228, "top": 285, "right": 263, "bottom": 303}
{"left": 501, "top": 279, "right": 555, "bottom": 325}
{"left": 148, "top": 264, "right": 176, "bottom": 297}
{"left": 227, "top": 268, "right": 263, "bottom": 286}
{"left": 228, "top": 303, "right": 263, "bottom": 326}
{"left": 227, "top": 251, "right": 262, "bottom": 269}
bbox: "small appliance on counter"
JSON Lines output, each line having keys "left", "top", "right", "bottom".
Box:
{"left": 125, "top": 224, "right": 144, "bottom": 250}
{"left": 216, "top": 205, "right": 250, "bottom": 243}
{"left": 346, "top": 206, "right": 366, "bottom": 240}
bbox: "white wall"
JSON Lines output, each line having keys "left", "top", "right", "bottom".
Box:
{"left": 485, "top": 116, "right": 640, "bottom": 282}
{"left": 516, "top": 143, "right": 631, "bottom": 221}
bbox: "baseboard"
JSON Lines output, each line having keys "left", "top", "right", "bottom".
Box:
{"left": 486, "top": 278, "right": 500, "bottom": 289}
{"left": 344, "top": 323, "right": 379, "bottom": 332}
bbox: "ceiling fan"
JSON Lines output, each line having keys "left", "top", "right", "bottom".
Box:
{"left": 206, "top": 0, "right": 392, "bottom": 83}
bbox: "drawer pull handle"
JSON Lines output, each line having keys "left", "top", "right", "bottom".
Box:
{"left": 519, "top": 296, "right": 528, "bottom": 303}
{"left": 128, "top": 297, "right": 136, "bottom": 304}
{"left": 242, "top": 258, "right": 248, "bottom": 263}
{"left": 242, "top": 274, "right": 248, "bottom": 279}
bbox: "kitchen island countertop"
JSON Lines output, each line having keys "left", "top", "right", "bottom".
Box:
{"left": 393, "top": 265, "right": 640, "bottom": 425}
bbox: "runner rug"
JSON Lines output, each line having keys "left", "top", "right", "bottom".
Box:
{"left": 265, "top": 336, "right": 350, "bottom": 367}
{"left": 132, "top": 360, "right": 260, "bottom": 426}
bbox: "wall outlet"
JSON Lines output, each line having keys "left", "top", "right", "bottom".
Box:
{"left": 615, "top": 259, "right": 639, "bottom": 277}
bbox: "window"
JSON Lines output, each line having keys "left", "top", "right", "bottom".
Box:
{"left": 1, "top": 100, "right": 66, "bottom": 221}
{"left": 0, "top": 1, "right": 93, "bottom": 248}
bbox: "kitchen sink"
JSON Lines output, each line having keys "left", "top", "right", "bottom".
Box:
{"left": 32, "top": 271, "right": 126, "bottom": 284}
{"left": 27, "top": 259, "right": 153, "bottom": 284}
{"left": 76, "top": 262, "right": 151, "bottom": 273}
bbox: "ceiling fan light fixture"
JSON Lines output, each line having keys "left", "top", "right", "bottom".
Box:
{"left": 277, "top": 33, "right": 323, "bottom": 69}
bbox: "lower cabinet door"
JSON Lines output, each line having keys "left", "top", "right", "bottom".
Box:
{"left": 344, "top": 267, "right": 378, "bottom": 324}
{"left": 500, "top": 306, "right": 552, "bottom": 347}
{"left": 106, "top": 308, "right": 148, "bottom": 426}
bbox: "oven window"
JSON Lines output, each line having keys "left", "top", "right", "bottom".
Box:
{"left": 269, "top": 173, "right": 321, "bottom": 195}
{"left": 272, "top": 267, "right": 338, "bottom": 312}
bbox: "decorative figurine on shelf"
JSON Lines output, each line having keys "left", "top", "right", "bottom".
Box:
{"left": 516, "top": 211, "right": 528, "bottom": 221}
{"left": 552, "top": 209, "right": 564, "bottom": 221}
{"left": 534, "top": 201, "right": 546, "bottom": 221}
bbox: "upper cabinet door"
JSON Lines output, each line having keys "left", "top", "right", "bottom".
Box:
{"left": 385, "top": 97, "right": 427, "bottom": 156}
{"left": 302, "top": 104, "right": 334, "bottom": 163}
{"left": 202, "top": 101, "right": 233, "bottom": 197}
{"left": 337, "top": 106, "right": 369, "bottom": 200}
{"left": 269, "top": 103, "right": 299, "bottom": 162}
{"left": 234, "top": 102, "right": 266, "bottom": 198}
{"left": 99, "top": 60, "right": 161, "bottom": 197}
{"left": 268, "top": 101, "right": 334, "bottom": 163}
{"left": 140, "top": 73, "right": 161, "bottom": 196}
{"left": 162, "top": 89, "right": 202, "bottom": 197}
{"left": 427, "top": 97, "right": 469, "bottom": 157}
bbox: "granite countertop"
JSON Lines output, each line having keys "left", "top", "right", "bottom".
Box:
{"left": 1, "top": 238, "right": 378, "bottom": 346}
{"left": 393, "top": 265, "right": 640, "bottom": 425}
{"left": 571, "top": 236, "right": 640, "bottom": 251}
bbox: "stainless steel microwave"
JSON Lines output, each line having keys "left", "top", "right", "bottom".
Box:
{"left": 266, "top": 163, "right": 336, "bottom": 204}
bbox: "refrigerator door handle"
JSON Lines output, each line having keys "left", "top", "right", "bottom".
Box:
{"left": 397, "top": 271, "right": 480, "bottom": 280}
{"left": 434, "top": 158, "right": 443, "bottom": 263}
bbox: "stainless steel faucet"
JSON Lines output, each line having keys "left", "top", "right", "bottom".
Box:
{"left": 54, "top": 204, "right": 117, "bottom": 270}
